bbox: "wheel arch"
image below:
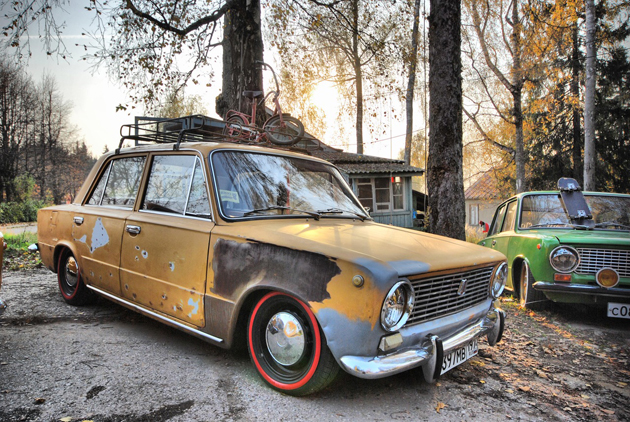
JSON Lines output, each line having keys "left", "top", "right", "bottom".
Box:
{"left": 52, "top": 243, "right": 79, "bottom": 273}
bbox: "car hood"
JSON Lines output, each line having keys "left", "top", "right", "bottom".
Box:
{"left": 215, "top": 219, "right": 506, "bottom": 277}
{"left": 547, "top": 229, "right": 630, "bottom": 247}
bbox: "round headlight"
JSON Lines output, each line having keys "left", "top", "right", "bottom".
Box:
{"left": 549, "top": 246, "right": 580, "bottom": 272}
{"left": 596, "top": 268, "right": 619, "bottom": 288}
{"left": 490, "top": 262, "right": 508, "bottom": 299}
{"left": 381, "top": 281, "right": 414, "bottom": 332}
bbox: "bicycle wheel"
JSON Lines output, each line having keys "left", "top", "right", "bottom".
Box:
{"left": 223, "top": 114, "right": 248, "bottom": 137}
{"left": 264, "top": 115, "right": 304, "bottom": 146}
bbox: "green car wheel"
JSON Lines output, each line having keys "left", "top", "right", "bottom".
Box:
{"left": 519, "top": 261, "right": 547, "bottom": 310}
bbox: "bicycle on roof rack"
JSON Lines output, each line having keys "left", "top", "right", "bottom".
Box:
{"left": 223, "top": 61, "right": 305, "bottom": 146}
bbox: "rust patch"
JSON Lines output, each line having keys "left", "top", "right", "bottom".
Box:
{"left": 212, "top": 238, "right": 340, "bottom": 302}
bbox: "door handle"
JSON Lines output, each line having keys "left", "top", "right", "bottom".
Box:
{"left": 74, "top": 216, "right": 84, "bottom": 225}
{"left": 126, "top": 225, "right": 141, "bottom": 235}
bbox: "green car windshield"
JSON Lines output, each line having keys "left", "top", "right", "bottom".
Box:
{"left": 520, "top": 194, "right": 630, "bottom": 230}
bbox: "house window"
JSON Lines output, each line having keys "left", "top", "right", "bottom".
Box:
{"left": 356, "top": 177, "right": 405, "bottom": 212}
{"left": 469, "top": 204, "right": 479, "bottom": 225}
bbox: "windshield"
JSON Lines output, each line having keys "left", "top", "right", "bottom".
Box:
{"left": 211, "top": 151, "right": 368, "bottom": 220}
{"left": 519, "top": 194, "right": 630, "bottom": 230}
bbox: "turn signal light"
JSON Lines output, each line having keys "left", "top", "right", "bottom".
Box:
{"left": 554, "top": 273, "right": 572, "bottom": 283}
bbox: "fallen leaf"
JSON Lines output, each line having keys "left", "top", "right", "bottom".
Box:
{"left": 519, "top": 386, "right": 531, "bottom": 392}
{"left": 60, "top": 418, "right": 72, "bottom": 422}
{"left": 480, "top": 380, "right": 486, "bottom": 384}
{"left": 601, "top": 409, "right": 615, "bottom": 415}
{"left": 34, "top": 398, "right": 45, "bottom": 404}
{"left": 436, "top": 402, "right": 446, "bottom": 413}
{"left": 534, "top": 369, "right": 548, "bottom": 379}
{"left": 563, "top": 407, "right": 573, "bottom": 412}
{"left": 617, "top": 382, "right": 627, "bottom": 388}
{"left": 506, "top": 389, "right": 514, "bottom": 394}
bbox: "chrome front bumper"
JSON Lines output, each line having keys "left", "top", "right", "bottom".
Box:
{"left": 534, "top": 281, "right": 630, "bottom": 298}
{"left": 339, "top": 308, "right": 505, "bottom": 382}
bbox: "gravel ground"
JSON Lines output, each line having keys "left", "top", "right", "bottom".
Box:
{"left": 1, "top": 268, "right": 629, "bottom": 422}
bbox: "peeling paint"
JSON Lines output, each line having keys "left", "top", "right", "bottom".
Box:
{"left": 90, "top": 218, "right": 110, "bottom": 253}
{"left": 187, "top": 298, "right": 200, "bottom": 318}
{"left": 135, "top": 245, "right": 140, "bottom": 251}
{"left": 141, "top": 250, "right": 148, "bottom": 259}
{"left": 212, "top": 238, "right": 340, "bottom": 301}
{"left": 169, "top": 262, "right": 175, "bottom": 271}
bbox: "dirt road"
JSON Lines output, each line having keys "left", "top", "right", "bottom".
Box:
{"left": 1, "top": 268, "right": 629, "bottom": 421}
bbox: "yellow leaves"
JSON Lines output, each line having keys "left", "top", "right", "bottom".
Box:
{"left": 435, "top": 402, "right": 447, "bottom": 413}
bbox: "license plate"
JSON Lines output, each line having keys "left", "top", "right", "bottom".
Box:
{"left": 607, "top": 302, "right": 630, "bottom": 319}
{"left": 441, "top": 338, "right": 478, "bottom": 375}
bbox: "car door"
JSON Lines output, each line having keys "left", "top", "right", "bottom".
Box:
{"left": 73, "top": 155, "right": 147, "bottom": 295}
{"left": 485, "top": 200, "right": 518, "bottom": 255}
{"left": 120, "top": 153, "right": 214, "bottom": 327}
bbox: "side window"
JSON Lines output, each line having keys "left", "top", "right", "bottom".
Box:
{"left": 142, "top": 155, "right": 211, "bottom": 219}
{"left": 503, "top": 201, "right": 518, "bottom": 232}
{"left": 186, "top": 158, "right": 212, "bottom": 218}
{"left": 488, "top": 204, "right": 507, "bottom": 236}
{"left": 87, "top": 156, "right": 146, "bottom": 207}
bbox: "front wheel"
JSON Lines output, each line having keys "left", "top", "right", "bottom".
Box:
{"left": 519, "top": 261, "right": 547, "bottom": 310}
{"left": 57, "top": 248, "right": 96, "bottom": 306}
{"left": 248, "top": 292, "right": 339, "bottom": 396}
{"left": 264, "top": 115, "right": 304, "bottom": 146}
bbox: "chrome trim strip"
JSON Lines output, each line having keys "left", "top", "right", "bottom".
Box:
{"left": 339, "top": 308, "right": 503, "bottom": 379}
{"left": 86, "top": 285, "right": 223, "bottom": 343}
{"left": 533, "top": 281, "right": 630, "bottom": 297}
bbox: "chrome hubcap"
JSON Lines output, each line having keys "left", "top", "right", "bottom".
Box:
{"left": 265, "top": 312, "right": 306, "bottom": 366}
{"left": 65, "top": 257, "right": 79, "bottom": 288}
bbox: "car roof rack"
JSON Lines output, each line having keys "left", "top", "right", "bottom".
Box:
{"left": 116, "top": 114, "right": 318, "bottom": 154}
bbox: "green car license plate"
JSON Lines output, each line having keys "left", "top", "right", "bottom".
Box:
{"left": 607, "top": 302, "right": 630, "bottom": 319}
{"left": 441, "top": 338, "right": 478, "bottom": 375}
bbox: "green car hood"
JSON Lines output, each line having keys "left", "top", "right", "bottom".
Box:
{"left": 546, "top": 229, "right": 630, "bottom": 247}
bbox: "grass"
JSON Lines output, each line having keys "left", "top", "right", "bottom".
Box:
{"left": 2, "top": 231, "right": 42, "bottom": 271}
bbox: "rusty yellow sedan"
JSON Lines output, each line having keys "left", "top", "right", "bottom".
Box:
{"left": 38, "top": 130, "right": 507, "bottom": 395}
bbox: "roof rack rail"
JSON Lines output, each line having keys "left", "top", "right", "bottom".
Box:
{"left": 117, "top": 115, "right": 228, "bottom": 153}
{"left": 116, "top": 114, "right": 325, "bottom": 155}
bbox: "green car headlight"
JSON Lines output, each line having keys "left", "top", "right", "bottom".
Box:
{"left": 549, "top": 246, "right": 580, "bottom": 273}
{"left": 381, "top": 281, "right": 414, "bottom": 332}
{"left": 490, "top": 262, "right": 508, "bottom": 299}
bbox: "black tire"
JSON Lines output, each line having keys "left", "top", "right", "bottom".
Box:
{"left": 264, "top": 115, "right": 304, "bottom": 146}
{"left": 57, "top": 248, "right": 96, "bottom": 306}
{"left": 223, "top": 114, "right": 248, "bottom": 137}
{"left": 247, "top": 292, "right": 339, "bottom": 396}
{"left": 519, "top": 261, "right": 548, "bottom": 310}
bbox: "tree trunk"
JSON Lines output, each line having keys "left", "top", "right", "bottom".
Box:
{"left": 351, "top": 0, "right": 364, "bottom": 155}
{"left": 511, "top": 0, "right": 526, "bottom": 193}
{"left": 571, "top": 22, "right": 583, "bottom": 182}
{"left": 583, "top": 0, "right": 596, "bottom": 190}
{"left": 216, "top": 0, "right": 265, "bottom": 124}
{"left": 404, "top": 0, "right": 421, "bottom": 166}
{"left": 428, "top": 0, "right": 465, "bottom": 240}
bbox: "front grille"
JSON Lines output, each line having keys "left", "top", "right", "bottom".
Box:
{"left": 405, "top": 266, "right": 494, "bottom": 326}
{"left": 576, "top": 248, "right": 630, "bottom": 277}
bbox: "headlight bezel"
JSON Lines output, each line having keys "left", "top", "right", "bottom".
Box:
{"left": 380, "top": 280, "right": 414, "bottom": 332}
{"left": 549, "top": 245, "right": 580, "bottom": 273}
{"left": 489, "top": 262, "right": 508, "bottom": 299}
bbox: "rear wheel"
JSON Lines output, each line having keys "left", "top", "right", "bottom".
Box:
{"left": 223, "top": 114, "right": 248, "bottom": 138}
{"left": 264, "top": 115, "right": 304, "bottom": 145}
{"left": 247, "top": 292, "right": 339, "bottom": 396}
{"left": 57, "top": 248, "right": 96, "bottom": 306}
{"left": 519, "top": 261, "right": 548, "bottom": 310}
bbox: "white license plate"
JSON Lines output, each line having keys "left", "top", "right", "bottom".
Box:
{"left": 441, "top": 338, "right": 478, "bottom": 375}
{"left": 607, "top": 302, "right": 630, "bottom": 319}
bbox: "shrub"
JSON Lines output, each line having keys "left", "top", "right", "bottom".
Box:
{"left": 0, "top": 199, "right": 48, "bottom": 224}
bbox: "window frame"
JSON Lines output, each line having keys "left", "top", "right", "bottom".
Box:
{"left": 355, "top": 176, "right": 406, "bottom": 213}
{"left": 139, "top": 153, "right": 213, "bottom": 221}
{"left": 84, "top": 154, "right": 147, "bottom": 210}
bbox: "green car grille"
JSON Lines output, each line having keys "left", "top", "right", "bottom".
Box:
{"left": 576, "top": 248, "right": 630, "bottom": 277}
{"left": 405, "top": 266, "right": 494, "bottom": 326}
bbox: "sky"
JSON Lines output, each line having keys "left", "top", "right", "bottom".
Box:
{"left": 5, "top": 2, "right": 417, "bottom": 160}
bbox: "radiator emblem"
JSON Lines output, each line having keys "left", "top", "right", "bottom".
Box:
{"left": 457, "top": 278, "right": 468, "bottom": 296}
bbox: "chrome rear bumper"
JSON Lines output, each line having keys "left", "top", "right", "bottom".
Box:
{"left": 339, "top": 308, "right": 505, "bottom": 381}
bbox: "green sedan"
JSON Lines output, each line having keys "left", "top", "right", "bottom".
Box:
{"left": 479, "top": 180, "right": 630, "bottom": 317}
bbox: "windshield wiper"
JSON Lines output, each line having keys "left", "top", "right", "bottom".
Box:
{"left": 317, "top": 208, "right": 369, "bottom": 221}
{"left": 243, "top": 206, "right": 321, "bottom": 220}
{"left": 528, "top": 223, "right": 573, "bottom": 228}
{"left": 593, "top": 221, "right": 630, "bottom": 230}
